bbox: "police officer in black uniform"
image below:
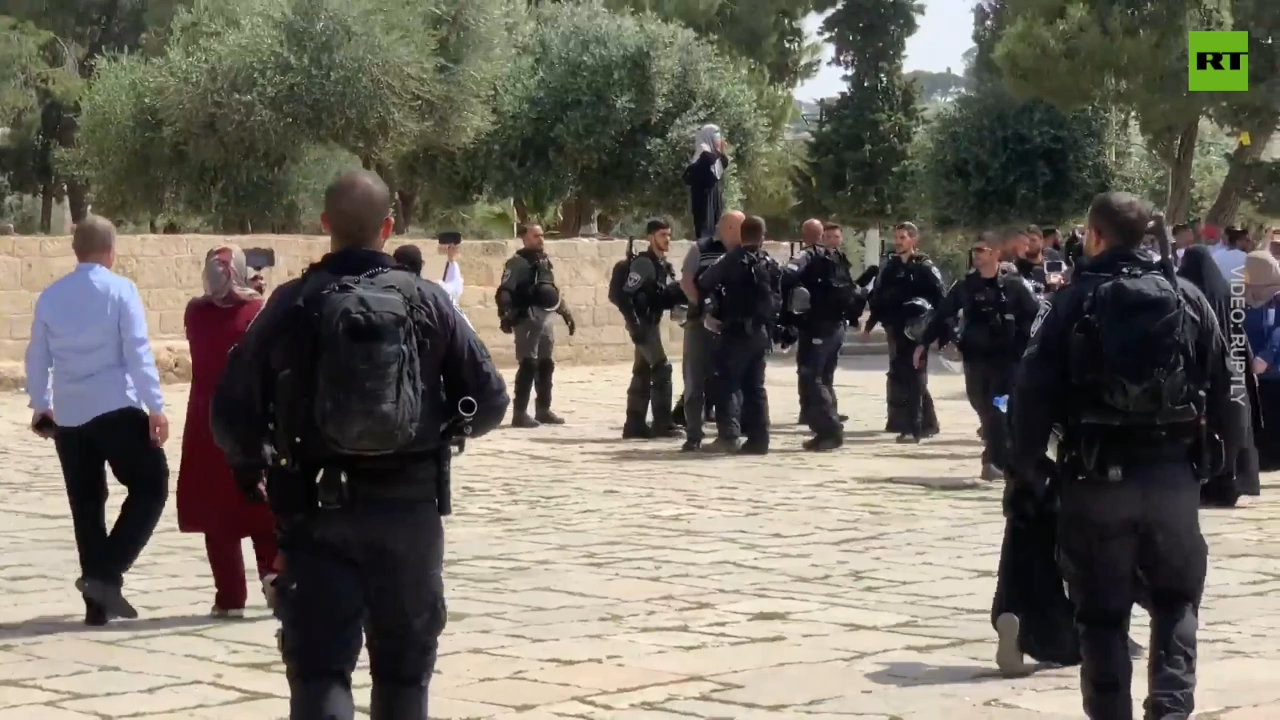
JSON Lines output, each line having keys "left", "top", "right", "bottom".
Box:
{"left": 496, "top": 224, "right": 576, "bottom": 427}
{"left": 861, "top": 222, "right": 945, "bottom": 442}
{"left": 782, "top": 222, "right": 858, "bottom": 451}
{"left": 678, "top": 211, "right": 744, "bottom": 451}
{"left": 697, "top": 215, "right": 780, "bottom": 454}
{"left": 916, "top": 233, "right": 1039, "bottom": 478}
{"left": 1008, "top": 192, "right": 1240, "bottom": 719}
{"left": 210, "top": 171, "right": 509, "bottom": 720}
{"left": 619, "top": 218, "right": 685, "bottom": 439}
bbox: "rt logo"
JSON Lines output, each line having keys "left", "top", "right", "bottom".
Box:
{"left": 1188, "top": 31, "right": 1249, "bottom": 92}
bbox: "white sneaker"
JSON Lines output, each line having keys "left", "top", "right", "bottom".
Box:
{"left": 262, "top": 574, "right": 279, "bottom": 611}
{"left": 210, "top": 606, "right": 245, "bottom": 619}
{"left": 995, "top": 612, "right": 1030, "bottom": 676}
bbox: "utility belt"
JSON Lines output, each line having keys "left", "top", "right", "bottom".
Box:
{"left": 281, "top": 452, "right": 446, "bottom": 513}
{"left": 1057, "top": 424, "right": 1219, "bottom": 484}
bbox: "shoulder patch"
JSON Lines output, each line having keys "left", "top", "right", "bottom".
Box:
{"left": 625, "top": 271, "right": 642, "bottom": 289}
{"left": 500, "top": 268, "right": 512, "bottom": 283}
{"left": 930, "top": 265, "right": 942, "bottom": 281}
{"left": 1030, "top": 299, "right": 1051, "bottom": 338}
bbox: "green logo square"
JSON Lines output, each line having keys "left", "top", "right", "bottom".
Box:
{"left": 1189, "top": 31, "right": 1249, "bottom": 92}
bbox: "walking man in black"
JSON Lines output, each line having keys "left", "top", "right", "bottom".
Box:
{"left": 1008, "top": 192, "right": 1240, "bottom": 719}
{"left": 916, "top": 233, "right": 1039, "bottom": 478}
{"left": 861, "top": 222, "right": 945, "bottom": 442}
{"left": 212, "top": 171, "right": 509, "bottom": 720}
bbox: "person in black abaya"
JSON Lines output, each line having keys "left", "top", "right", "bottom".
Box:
{"left": 682, "top": 124, "right": 729, "bottom": 240}
{"left": 1178, "top": 245, "right": 1261, "bottom": 505}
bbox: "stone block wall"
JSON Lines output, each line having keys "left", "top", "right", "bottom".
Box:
{"left": 0, "top": 235, "right": 795, "bottom": 387}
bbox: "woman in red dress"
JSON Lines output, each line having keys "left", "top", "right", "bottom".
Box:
{"left": 178, "top": 245, "right": 278, "bottom": 618}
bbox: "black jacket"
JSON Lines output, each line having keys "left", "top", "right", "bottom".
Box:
{"left": 1009, "top": 248, "right": 1240, "bottom": 478}
{"left": 210, "top": 247, "right": 509, "bottom": 474}
{"left": 920, "top": 267, "right": 1040, "bottom": 358}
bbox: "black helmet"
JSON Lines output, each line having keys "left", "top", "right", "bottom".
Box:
{"left": 531, "top": 283, "right": 561, "bottom": 311}
{"left": 902, "top": 297, "right": 933, "bottom": 343}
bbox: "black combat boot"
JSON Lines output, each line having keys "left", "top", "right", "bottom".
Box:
{"left": 803, "top": 433, "right": 844, "bottom": 452}
{"left": 511, "top": 360, "right": 539, "bottom": 428}
{"left": 622, "top": 417, "right": 653, "bottom": 439}
{"left": 534, "top": 358, "right": 564, "bottom": 424}
{"left": 649, "top": 363, "right": 683, "bottom": 438}
{"left": 671, "top": 397, "right": 686, "bottom": 427}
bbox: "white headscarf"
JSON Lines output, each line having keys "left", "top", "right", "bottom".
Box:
{"left": 691, "top": 124, "right": 723, "bottom": 179}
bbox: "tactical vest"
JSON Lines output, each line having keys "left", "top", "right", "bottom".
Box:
{"left": 689, "top": 237, "right": 727, "bottom": 318}
{"left": 959, "top": 273, "right": 1014, "bottom": 354}
{"left": 514, "top": 251, "right": 558, "bottom": 309}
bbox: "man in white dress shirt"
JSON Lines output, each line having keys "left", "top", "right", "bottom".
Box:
{"left": 25, "top": 216, "right": 170, "bottom": 625}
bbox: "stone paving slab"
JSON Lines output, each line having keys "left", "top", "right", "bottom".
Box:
{"left": 0, "top": 355, "right": 1277, "bottom": 719}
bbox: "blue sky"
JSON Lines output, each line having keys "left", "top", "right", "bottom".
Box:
{"left": 794, "top": 0, "right": 974, "bottom": 101}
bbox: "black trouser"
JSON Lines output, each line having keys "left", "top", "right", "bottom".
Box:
{"left": 280, "top": 496, "right": 446, "bottom": 720}
{"left": 797, "top": 325, "right": 844, "bottom": 438}
{"left": 714, "top": 330, "right": 770, "bottom": 446}
{"left": 684, "top": 322, "right": 734, "bottom": 441}
{"left": 963, "top": 356, "right": 1012, "bottom": 467}
{"left": 1057, "top": 463, "right": 1205, "bottom": 720}
{"left": 885, "top": 327, "right": 937, "bottom": 436}
{"left": 53, "top": 407, "right": 169, "bottom": 589}
{"left": 626, "top": 324, "right": 675, "bottom": 429}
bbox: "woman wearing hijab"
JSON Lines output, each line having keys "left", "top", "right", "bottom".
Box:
{"left": 1179, "top": 245, "right": 1260, "bottom": 505}
{"left": 179, "top": 245, "right": 279, "bottom": 617}
{"left": 1244, "top": 250, "right": 1280, "bottom": 471}
{"left": 682, "top": 123, "right": 729, "bottom": 240}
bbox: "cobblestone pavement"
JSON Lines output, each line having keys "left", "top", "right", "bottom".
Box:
{"left": 0, "top": 356, "right": 1277, "bottom": 719}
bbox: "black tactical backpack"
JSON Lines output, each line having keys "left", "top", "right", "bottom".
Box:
{"left": 296, "top": 267, "right": 427, "bottom": 458}
{"left": 1069, "top": 267, "right": 1200, "bottom": 429}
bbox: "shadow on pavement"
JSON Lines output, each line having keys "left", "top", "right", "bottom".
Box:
{"left": 863, "top": 476, "right": 988, "bottom": 490}
{"left": 864, "top": 660, "right": 1061, "bottom": 687}
{"left": 529, "top": 436, "right": 629, "bottom": 446}
{"left": 864, "top": 661, "right": 1030, "bottom": 687}
{"left": 0, "top": 613, "right": 221, "bottom": 640}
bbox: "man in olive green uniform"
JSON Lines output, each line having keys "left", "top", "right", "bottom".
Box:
{"left": 496, "top": 224, "right": 576, "bottom": 427}
{"left": 618, "top": 218, "right": 685, "bottom": 439}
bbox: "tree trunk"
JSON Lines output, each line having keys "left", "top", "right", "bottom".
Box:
{"left": 397, "top": 189, "right": 417, "bottom": 232}
{"left": 556, "top": 196, "right": 595, "bottom": 237}
{"left": 513, "top": 199, "right": 531, "bottom": 225}
{"left": 66, "top": 180, "right": 89, "bottom": 222}
{"left": 373, "top": 163, "right": 408, "bottom": 235}
{"left": 1206, "top": 126, "right": 1276, "bottom": 229}
{"left": 1164, "top": 121, "right": 1199, "bottom": 224}
{"left": 596, "top": 211, "right": 617, "bottom": 236}
{"left": 39, "top": 184, "right": 53, "bottom": 233}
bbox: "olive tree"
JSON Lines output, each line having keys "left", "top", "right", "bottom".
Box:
{"left": 476, "top": 0, "right": 774, "bottom": 235}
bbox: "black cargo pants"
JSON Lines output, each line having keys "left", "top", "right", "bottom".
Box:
{"left": 715, "top": 329, "right": 770, "bottom": 447}
{"left": 279, "top": 493, "right": 447, "bottom": 720}
{"left": 1057, "top": 462, "right": 1206, "bottom": 720}
{"left": 885, "top": 327, "right": 938, "bottom": 436}
{"left": 797, "top": 325, "right": 844, "bottom": 438}
{"left": 963, "top": 356, "right": 1012, "bottom": 468}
